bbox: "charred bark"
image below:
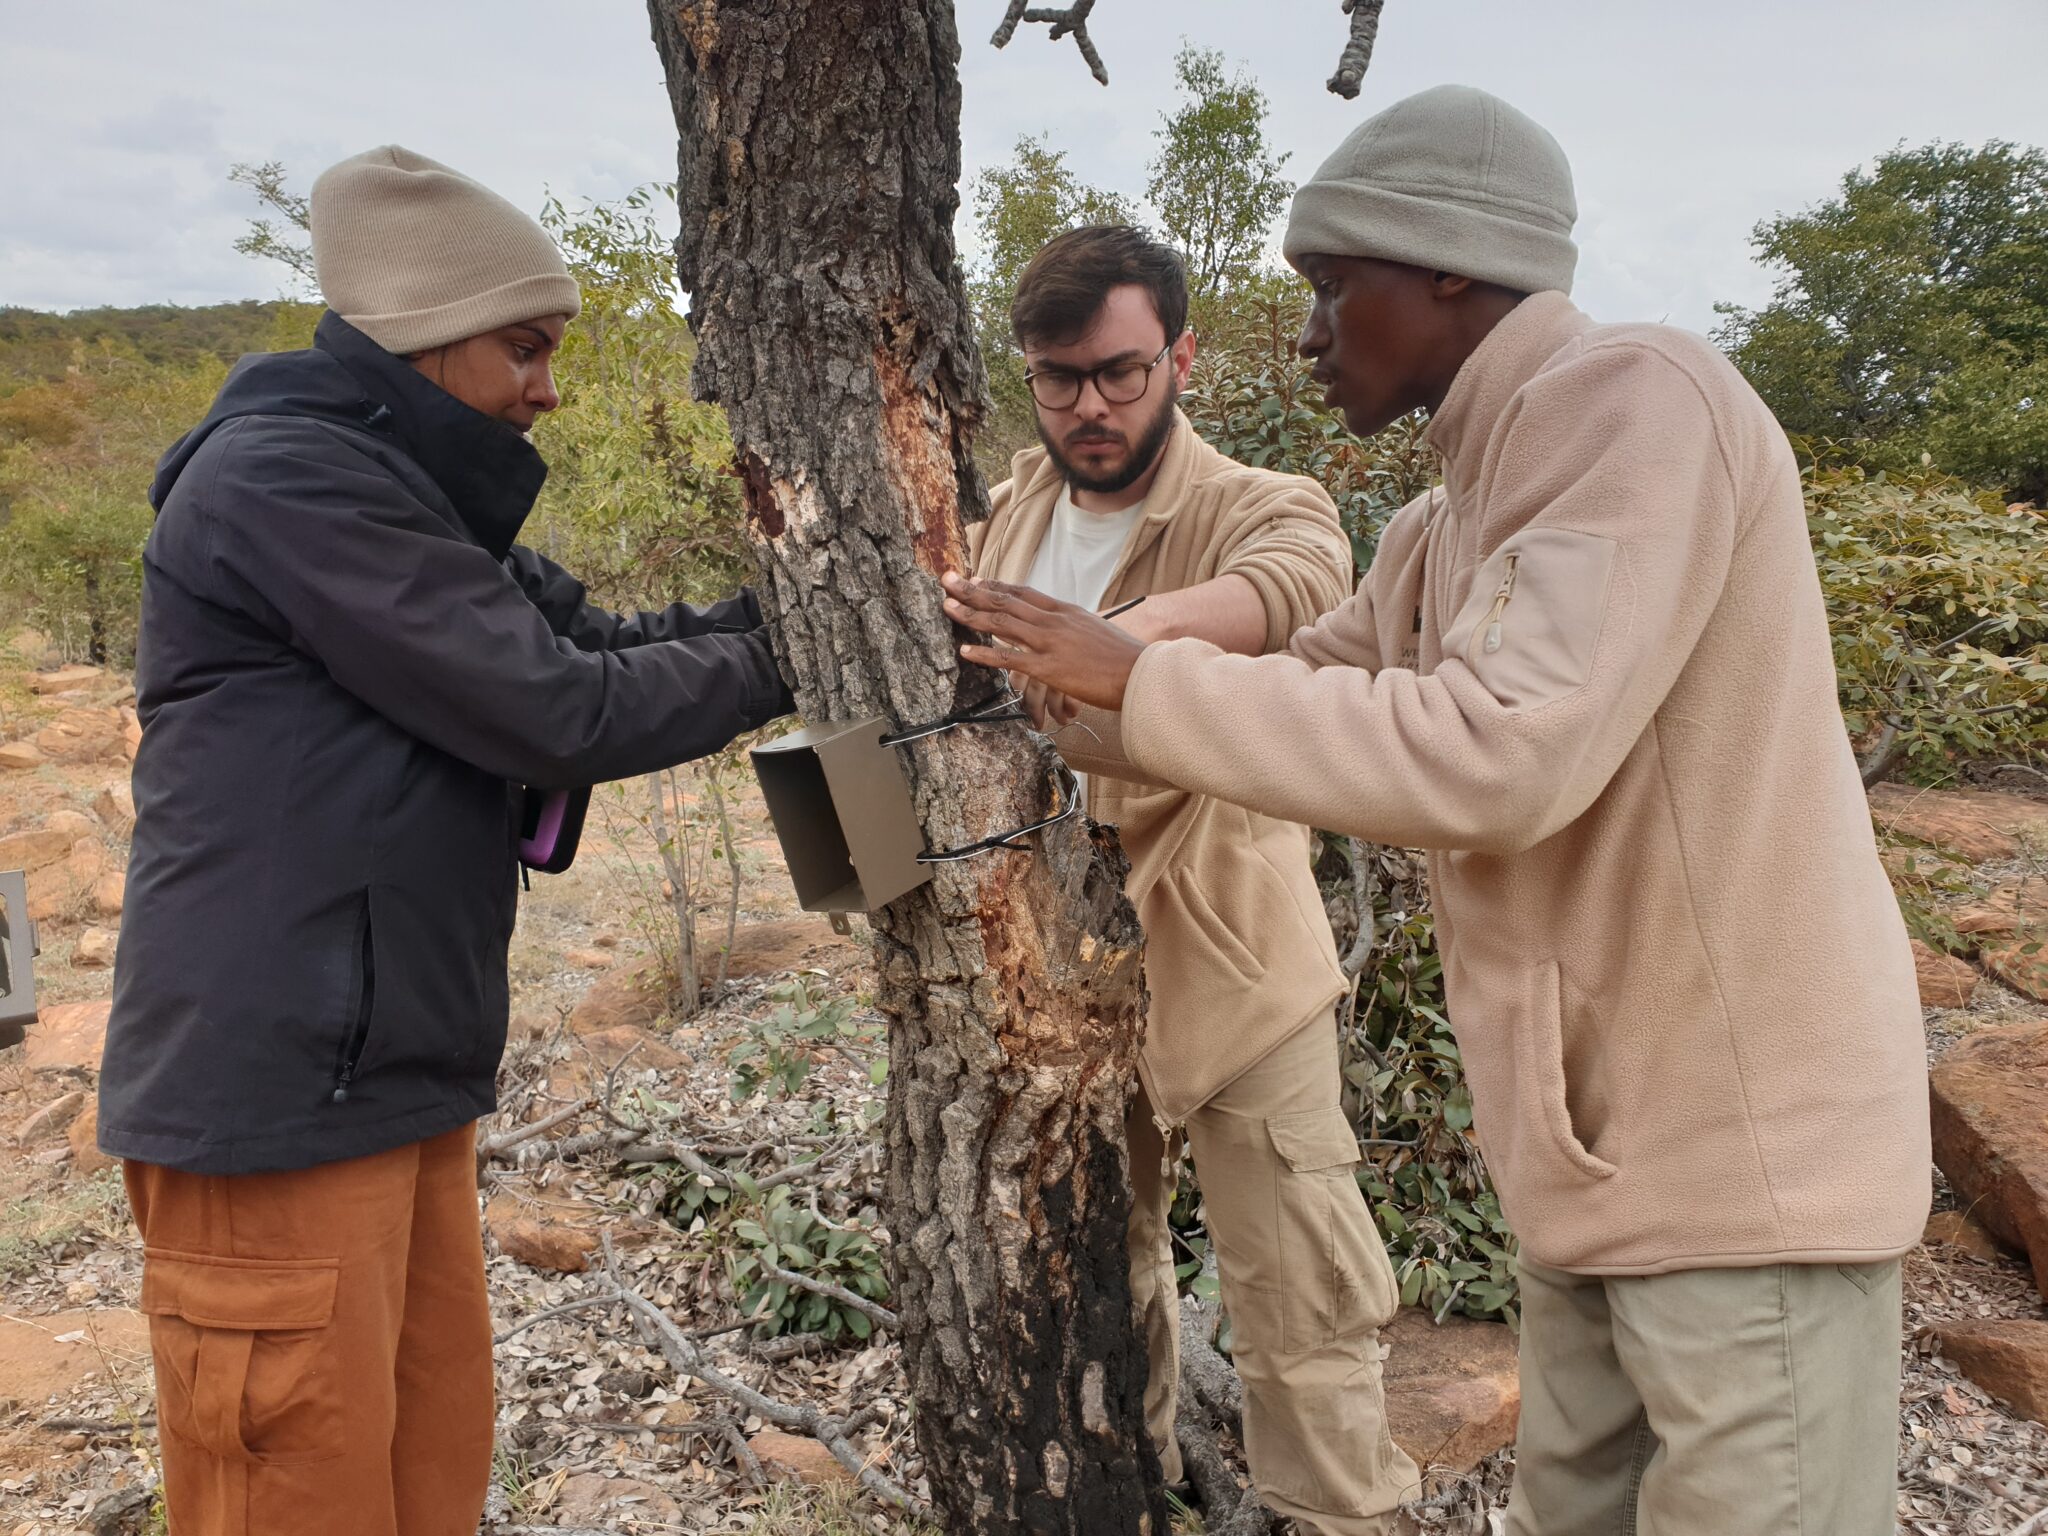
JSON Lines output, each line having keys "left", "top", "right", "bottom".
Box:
{"left": 646, "top": 4, "right": 1166, "bottom": 1531}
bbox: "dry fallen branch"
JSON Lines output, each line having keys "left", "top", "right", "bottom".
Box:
{"left": 1328, "top": 0, "right": 1387, "bottom": 98}
{"left": 1173, "top": 1298, "right": 1280, "bottom": 1535}
{"left": 990, "top": 0, "right": 1107, "bottom": 85}
{"left": 478, "top": 1096, "right": 594, "bottom": 1167}
{"left": 599, "top": 1234, "right": 920, "bottom": 1513}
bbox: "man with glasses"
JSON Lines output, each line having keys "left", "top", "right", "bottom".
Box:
{"left": 973, "top": 225, "right": 1421, "bottom": 1535}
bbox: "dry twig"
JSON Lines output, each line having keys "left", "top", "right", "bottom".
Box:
{"left": 1328, "top": 0, "right": 1387, "bottom": 99}
{"left": 990, "top": 1, "right": 1107, "bottom": 85}
{"left": 759, "top": 1261, "right": 899, "bottom": 1332}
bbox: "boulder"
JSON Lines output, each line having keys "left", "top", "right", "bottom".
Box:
{"left": 14, "top": 1089, "right": 86, "bottom": 1145}
{"left": 1911, "top": 940, "right": 1980, "bottom": 1010}
{"left": 1926, "top": 1319, "right": 2048, "bottom": 1426}
{"left": 1981, "top": 940, "right": 2048, "bottom": 1005}
{"left": 33, "top": 708, "right": 127, "bottom": 765}
{"left": 67, "top": 1099, "right": 114, "bottom": 1174}
{"left": 27, "top": 837, "right": 107, "bottom": 921}
{"left": 1380, "top": 1307, "right": 1522, "bottom": 1475}
{"left": 748, "top": 1427, "right": 856, "bottom": 1487}
{"left": 1953, "top": 877, "right": 2048, "bottom": 939}
{"left": 91, "top": 870, "right": 126, "bottom": 918}
{"left": 28, "top": 665, "right": 103, "bottom": 696}
{"left": 91, "top": 783, "right": 136, "bottom": 837}
{"left": 73, "top": 927, "right": 118, "bottom": 969}
{"left": 568, "top": 955, "right": 668, "bottom": 1036}
{"left": 1929, "top": 1019, "right": 2048, "bottom": 1296}
{"left": 485, "top": 1193, "right": 599, "bottom": 1273}
{"left": 1870, "top": 783, "right": 2048, "bottom": 864}
{"left": 0, "top": 740, "right": 46, "bottom": 771}
{"left": 1922, "top": 1209, "right": 2009, "bottom": 1263}
{"left": 0, "top": 826, "right": 81, "bottom": 871}
{"left": 24, "top": 1000, "right": 112, "bottom": 1075}
{"left": 717, "top": 916, "right": 860, "bottom": 980}
{"left": 549, "top": 1472, "right": 681, "bottom": 1526}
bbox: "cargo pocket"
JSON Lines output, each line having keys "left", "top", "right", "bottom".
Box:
{"left": 1262, "top": 1106, "right": 1400, "bottom": 1355}
{"left": 141, "top": 1249, "right": 343, "bottom": 1465}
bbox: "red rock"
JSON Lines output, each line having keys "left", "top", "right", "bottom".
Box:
{"left": 0, "top": 741, "right": 45, "bottom": 771}
{"left": 484, "top": 1193, "right": 599, "bottom": 1273}
{"left": 0, "top": 827, "right": 80, "bottom": 871}
{"left": 91, "top": 783, "right": 135, "bottom": 836}
{"left": 748, "top": 1428, "right": 856, "bottom": 1486}
{"left": 23, "top": 1000, "right": 112, "bottom": 1075}
{"left": 562, "top": 946, "right": 615, "bottom": 970}
{"left": 1929, "top": 1019, "right": 2048, "bottom": 1296}
{"left": 1871, "top": 783, "right": 2048, "bottom": 863}
{"left": 14, "top": 1089, "right": 86, "bottom": 1145}
{"left": 0, "top": 1309, "right": 150, "bottom": 1405}
{"left": 32, "top": 709, "right": 127, "bottom": 765}
{"left": 550, "top": 1472, "right": 681, "bottom": 1525}
{"left": 1911, "top": 940, "right": 1980, "bottom": 1009}
{"left": 1381, "top": 1307, "right": 1522, "bottom": 1475}
{"left": 576, "top": 1025, "right": 686, "bottom": 1072}
{"left": 1953, "top": 877, "right": 2048, "bottom": 938}
{"left": 67, "top": 1099, "right": 114, "bottom": 1175}
{"left": 28, "top": 665, "right": 103, "bottom": 696}
{"left": 1927, "top": 1319, "right": 2048, "bottom": 1425}
{"left": 718, "top": 917, "right": 859, "bottom": 980}
{"left": 91, "top": 870, "right": 125, "bottom": 918}
{"left": 27, "top": 838, "right": 106, "bottom": 921}
{"left": 1922, "top": 1209, "right": 2009, "bottom": 1262}
{"left": 72, "top": 927, "right": 118, "bottom": 969}
{"left": 1981, "top": 940, "right": 2048, "bottom": 1004}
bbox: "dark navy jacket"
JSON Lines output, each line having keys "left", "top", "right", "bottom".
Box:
{"left": 99, "top": 312, "right": 787, "bottom": 1174}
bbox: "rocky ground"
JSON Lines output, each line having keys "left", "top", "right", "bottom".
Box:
{"left": 0, "top": 632, "right": 2044, "bottom": 1535}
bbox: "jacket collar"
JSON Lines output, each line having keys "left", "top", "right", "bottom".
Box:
{"left": 1424, "top": 291, "right": 1592, "bottom": 503}
{"left": 988, "top": 408, "right": 1210, "bottom": 589}
{"left": 314, "top": 311, "right": 547, "bottom": 560}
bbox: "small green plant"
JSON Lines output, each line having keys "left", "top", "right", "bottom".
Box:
{"left": 728, "top": 1185, "right": 891, "bottom": 1341}
{"left": 729, "top": 975, "right": 884, "bottom": 1104}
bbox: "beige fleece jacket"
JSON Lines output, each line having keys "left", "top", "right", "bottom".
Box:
{"left": 1119, "top": 295, "right": 1932, "bottom": 1274}
{"left": 976, "top": 414, "right": 1354, "bottom": 1122}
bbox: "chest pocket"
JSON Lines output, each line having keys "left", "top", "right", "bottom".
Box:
{"left": 1442, "top": 526, "right": 1617, "bottom": 712}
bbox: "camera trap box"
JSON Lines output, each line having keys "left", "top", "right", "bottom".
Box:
{"left": 0, "top": 869, "right": 39, "bottom": 1047}
{"left": 751, "top": 718, "right": 931, "bottom": 925}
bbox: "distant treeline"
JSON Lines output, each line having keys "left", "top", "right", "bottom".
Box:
{"left": 0, "top": 301, "right": 319, "bottom": 394}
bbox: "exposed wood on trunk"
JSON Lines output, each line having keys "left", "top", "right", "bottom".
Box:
{"left": 646, "top": 3, "right": 1167, "bottom": 1530}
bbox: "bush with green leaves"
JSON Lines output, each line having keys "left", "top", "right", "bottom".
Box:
{"left": 728, "top": 1185, "right": 891, "bottom": 1342}
{"left": 1806, "top": 461, "right": 2047, "bottom": 788}
{"left": 728, "top": 975, "right": 887, "bottom": 1110}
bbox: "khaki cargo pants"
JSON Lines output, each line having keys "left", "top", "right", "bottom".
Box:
{"left": 1128, "top": 1013, "right": 1422, "bottom": 1535}
{"left": 1507, "top": 1256, "right": 1903, "bottom": 1535}
{"left": 123, "top": 1122, "right": 494, "bottom": 1536}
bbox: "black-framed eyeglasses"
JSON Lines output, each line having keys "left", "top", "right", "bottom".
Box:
{"left": 1023, "top": 338, "right": 1178, "bottom": 410}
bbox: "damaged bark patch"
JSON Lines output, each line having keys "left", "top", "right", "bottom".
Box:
{"left": 875, "top": 339, "right": 971, "bottom": 578}
{"left": 736, "top": 448, "right": 784, "bottom": 537}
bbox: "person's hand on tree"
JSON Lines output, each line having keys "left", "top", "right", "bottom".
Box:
{"left": 942, "top": 572, "right": 1148, "bottom": 723}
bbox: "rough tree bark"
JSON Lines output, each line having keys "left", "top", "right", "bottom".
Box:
{"left": 647, "top": 4, "right": 1168, "bottom": 1532}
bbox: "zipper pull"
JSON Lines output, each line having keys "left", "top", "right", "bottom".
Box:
{"left": 332, "top": 1066, "right": 353, "bottom": 1105}
{"left": 1482, "top": 552, "right": 1520, "bottom": 654}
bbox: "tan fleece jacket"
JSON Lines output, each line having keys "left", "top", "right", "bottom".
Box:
{"left": 1119, "top": 295, "right": 1932, "bottom": 1274}
{"left": 976, "top": 414, "right": 1354, "bottom": 1122}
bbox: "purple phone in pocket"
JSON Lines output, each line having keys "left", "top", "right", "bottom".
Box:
{"left": 518, "top": 786, "right": 591, "bottom": 874}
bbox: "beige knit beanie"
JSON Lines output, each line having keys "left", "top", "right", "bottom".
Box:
{"left": 309, "top": 146, "right": 581, "bottom": 355}
{"left": 1284, "top": 85, "right": 1577, "bottom": 295}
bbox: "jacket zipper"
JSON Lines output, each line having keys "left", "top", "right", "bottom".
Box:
{"left": 332, "top": 905, "right": 377, "bottom": 1104}
{"left": 1481, "top": 552, "right": 1521, "bottom": 654}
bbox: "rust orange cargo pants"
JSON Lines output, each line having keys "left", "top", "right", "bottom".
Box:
{"left": 123, "top": 1122, "right": 493, "bottom": 1536}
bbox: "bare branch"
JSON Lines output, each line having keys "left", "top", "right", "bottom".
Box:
{"left": 478, "top": 1097, "right": 593, "bottom": 1167}
{"left": 990, "top": 1, "right": 1108, "bottom": 86}
{"left": 599, "top": 1235, "right": 919, "bottom": 1512}
{"left": 758, "top": 1261, "right": 899, "bottom": 1331}
{"left": 1327, "top": 0, "right": 1387, "bottom": 99}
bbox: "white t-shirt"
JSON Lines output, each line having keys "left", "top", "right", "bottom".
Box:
{"left": 1025, "top": 486, "right": 1144, "bottom": 806}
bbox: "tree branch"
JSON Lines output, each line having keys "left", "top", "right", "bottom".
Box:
{"left": 1327, "top": 0, "right": 1387, "bottom": 99}
{"left": 990, "top": 1, "right": 1108, "bottom": 86}
{"left": 599, "top": 1235, "right": 919, "bottom": 1512}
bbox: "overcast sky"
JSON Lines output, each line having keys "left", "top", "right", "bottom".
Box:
{"left": 4, "top": 1, "right": 2046, "bottom": 334}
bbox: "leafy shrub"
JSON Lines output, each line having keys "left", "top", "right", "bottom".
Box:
{"left": 728, "top": 1185, "right": 890, "bottom": 1341}
{"left": 729, "top": 976, "right": 886, "bottom": 1109}
{"left": 1807, "top": 461, "right": 2047, "bottom": 786}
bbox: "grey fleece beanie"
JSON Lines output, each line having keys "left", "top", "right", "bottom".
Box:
{"left": 309, "top": 146, "right": 580, "bottom": 355}
{"left": 1284, "top": 85, "right": 1577, "bottom": 295}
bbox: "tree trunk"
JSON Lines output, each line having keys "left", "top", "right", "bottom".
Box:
{"left": 646, "top": 5, "right": 1168, "bottom": 1532}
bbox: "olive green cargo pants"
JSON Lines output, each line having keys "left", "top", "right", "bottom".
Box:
{"left": 1506, "top": 1255, "right": 1903, "bottom": 1535}
{"left": 1127, "top": 1014, "right": 1422, "bottom": 1535}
